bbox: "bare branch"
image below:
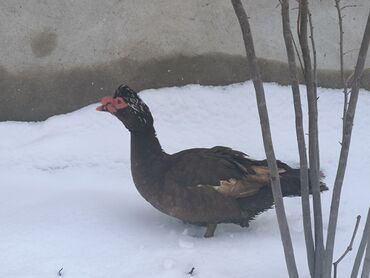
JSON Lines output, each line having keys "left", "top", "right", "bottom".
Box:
{"left": 341, "top": 4, "right": 359, "bottom": 10}
{"left": 308, "top": 9, "right": 317, "bottom": 89}
{"left": 334, "top": 0, "right": 350, "bottom": 139}
{"left": 292, "top": 35, "right": 305, "bottom": 76}
{"left": 281, "top": 0, "right": 314, "bottom": 275}
{"left": 323, "top": 12, "right": 370, "bottom": 278}
{"left": 308, "top": 7, "right": 320, "bottom": 175}
{"left": 298, "top": 0, "right": 325, "bottom": 276}
{"left": 188, "top": 267, "right": 195, "bottom": 276}
{"left": 344, "top": 48, "right": 360, "bottom": 56}
{"left": 351, "top": 208, "right": 370, "bottom": 278}
{"left": 231, "top": 1, "right": 299, "bottom": 277}
{"left": 346, "top": 71, "right": 355, "bottom": 87}
{"left": 360, "top": 217, "right": 370, "bottom": 278}
{"left": 297, "top": 6, "right": 301, "bottom": 38}
{"left": 333, "top": 215, "right": 361, "bottom": 278}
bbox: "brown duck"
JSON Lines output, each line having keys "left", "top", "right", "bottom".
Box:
{"left": 97, "top": 85, "right": 327, "bottom": 237}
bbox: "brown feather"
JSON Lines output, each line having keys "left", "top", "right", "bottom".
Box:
{"left": 214, "top": 166, "right": 287, "bottom": 199}
{"left": 216, "top": 178, "right": 263, "bottom": 198}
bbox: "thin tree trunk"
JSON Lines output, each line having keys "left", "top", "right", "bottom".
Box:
{"left": 280, "top": 0, "right": 314, "bottom": 275}
{"left": 298, "top": 0, "right": 325, "bottom": 276}
{"left": 323, "top": 12, "right": 370, "bottom": 278}
{"left": 231, "top": 0, "right": 298, "bottom": 277}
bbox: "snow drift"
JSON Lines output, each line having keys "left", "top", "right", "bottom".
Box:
{"left": 1, "top": 82, "right": 369, "bottom": 277}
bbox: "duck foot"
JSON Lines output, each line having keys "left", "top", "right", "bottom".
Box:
{"left": 240, "top": 220, "right": 250, "bottom": 228}
{"left": 204, "top": 223, "right": 217, "bottom": 238}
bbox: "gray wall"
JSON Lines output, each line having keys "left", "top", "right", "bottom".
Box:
{"left": 1, "top": 0, "right": 369, "bottom": 121}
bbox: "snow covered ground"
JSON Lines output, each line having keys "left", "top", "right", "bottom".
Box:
{"left": 1, "top": 82, "right": 369, "bottom": 278}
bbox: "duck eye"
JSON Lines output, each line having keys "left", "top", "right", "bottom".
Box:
{"left": 113, "top": 97, "right": 128, "bottom": 109}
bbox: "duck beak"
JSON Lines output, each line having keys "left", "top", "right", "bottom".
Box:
{"left": 96, "top": 103, "right": 118, "bottom": 113}
{"left": 96, "top": 96, "right": 115, "bottom": 112}
{"left": 96, "top": 96, "right": 128, "bottom": 113}
{"left": 96, "top": 105, "right": 107, "bottom": 112}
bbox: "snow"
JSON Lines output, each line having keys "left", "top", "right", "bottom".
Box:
{"left": 1, "top": 82, "right": 369, "bottom": 277}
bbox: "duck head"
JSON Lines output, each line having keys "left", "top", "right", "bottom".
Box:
{"left": 97, "top": 85, "right": 154, "bottom": 132}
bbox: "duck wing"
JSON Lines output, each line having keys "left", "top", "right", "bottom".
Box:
{"left": 166, "top": 146, "right": 290, "bottom": 198}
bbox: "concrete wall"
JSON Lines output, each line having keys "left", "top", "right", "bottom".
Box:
{"left": 1, "top": 0, "right": 369, "bottom": 121}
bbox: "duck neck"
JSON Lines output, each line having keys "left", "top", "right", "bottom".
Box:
{"left": 130, "top": 125, "right": 166, "bottom": 187}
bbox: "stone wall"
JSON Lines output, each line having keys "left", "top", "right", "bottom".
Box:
{"left": 0, "top": 0, "right": 369, "bottom": 121}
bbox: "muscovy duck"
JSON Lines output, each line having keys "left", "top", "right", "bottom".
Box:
{"left": 97, "top": 85, "right": 327, "bottom": 237}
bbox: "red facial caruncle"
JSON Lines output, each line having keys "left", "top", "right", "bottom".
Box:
{"left": 96, "top": 96, "right": 128, "bottom": 113}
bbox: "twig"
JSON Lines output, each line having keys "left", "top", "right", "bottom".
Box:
{"left": 188, "top": 267, "right": 195, "bottom": 275}
{"left": 281, "top": 0, "right": 314, "bottom": 275}
{"left": 346, "top": 71, "right": 355, "bottom": 88}
{"left": 231, "top": 1, "right": 299, "bottom": 277}
{"left": 58, "top": 267, "right": 63, "bottom": 276}
{"left": 333, "top": 215, "right": 361, "bottom": 278}
{"left": 324, "top": 12, "right": 370, "bottom": 278}
{"left": 341, "top": 4, "right": 359, "bottom": 10}
{"left": 351, "top": 208, "right": 370, "bottom": 278}
{"left": 344, "top": 48, "right": 361, "bottom": 55}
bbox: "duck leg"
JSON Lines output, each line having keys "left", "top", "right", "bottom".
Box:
{"left": 204, "top": 223, "right": 217, "bottom": 238}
